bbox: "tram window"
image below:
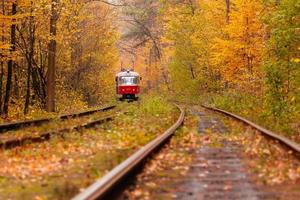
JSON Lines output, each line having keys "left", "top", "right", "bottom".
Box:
{"left": 119, "top": 76, "right": 138, "bottom": 85}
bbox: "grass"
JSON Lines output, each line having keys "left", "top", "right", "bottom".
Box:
{"left": 139, "top": 95, "right": 174, "bottom": 116}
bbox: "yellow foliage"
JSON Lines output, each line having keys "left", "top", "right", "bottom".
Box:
{"left": 212, "top": 0, "right": 265, "bottom": 92}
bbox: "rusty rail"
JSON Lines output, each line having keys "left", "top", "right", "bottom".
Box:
{"left": 0, "top": 105, "right": 116, "bottom": 133}
{"left": 72, "top": 105, "right": 185, "bottom": 200}
{"left": 202, "top": 105, "right": 300, "bottom": 153}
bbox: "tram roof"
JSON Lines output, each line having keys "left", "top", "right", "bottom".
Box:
{"left": 116, "top": 70, "right": 140, "bottom": 77}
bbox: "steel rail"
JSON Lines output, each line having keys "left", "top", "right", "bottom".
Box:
{"left": 0, "top": 115, "right": 114, "bottom": 149}
{"left": 0, "top": 105, "right": 116, "bottom": 133}
{"left": 201, "top": 105, "right": 300, "bottom": 153}
{"left": 72, "top": 105, "right": 185, "bottom": 200}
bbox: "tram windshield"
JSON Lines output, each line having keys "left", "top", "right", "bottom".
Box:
{"left": 119, "top": 76, "right": 138, "bottom": 85}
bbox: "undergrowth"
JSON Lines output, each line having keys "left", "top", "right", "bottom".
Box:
{"left": 139, "top": 95, "right": 174, "bottom": 116}
{"left": 164, "top": 88, "right": 299, "bottom": 140}
{"left": 209, "top": 90, "right": 300, "bottom": 140}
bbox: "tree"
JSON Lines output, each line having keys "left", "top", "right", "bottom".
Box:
{"left": 213, "top": 0, "right": 265, "bottom": 93}
{"left": 264, "top": 0, "right": 300, "bottom": 117}
{"left": 120, "top": 0, "right": 164, "bottom": 90}
{"left": 3, "top": 2, "right": 17, "bottom": 117}
{"left": 46, "top": 0, "right": 59, "bottom": 112}
{"left": 162, "top": 0, "right": 225, "bottom": 95}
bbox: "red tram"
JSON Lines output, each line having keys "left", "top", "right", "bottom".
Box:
{"left": 116, "top": 69, "right": 141, "bottom": 100}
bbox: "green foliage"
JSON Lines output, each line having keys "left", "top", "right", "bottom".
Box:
{"left": 264, "top": 0, "right": 300, "bottom": 118}
{"left": 163, "top": 0, "right": 223, "bottom": 97}
{"left": 169, "top": 59, "right": 199, "bottom": 96}
{"left": 139, "top": 95, "right": 173, "bottom": 116}
{"left": 212, "top": 91, "right": 263, "bottom": 116}
{"left": 264, "top": 62, "right": 287, "bottom": 117}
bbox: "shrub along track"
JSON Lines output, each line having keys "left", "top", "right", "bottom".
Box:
{"left": 0, "top": 105, "right": 116, "bottom": 149}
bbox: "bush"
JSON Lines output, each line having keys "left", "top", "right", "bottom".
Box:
{"left": 212, "top": 90, "right": 263, "bottom": 117}
{"left": 139, "top": 95, "right": 173, "bottom": 116}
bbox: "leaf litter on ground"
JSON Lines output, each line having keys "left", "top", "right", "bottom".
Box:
{"left": 0, "top": 102, "right": 178, "bottom": 199}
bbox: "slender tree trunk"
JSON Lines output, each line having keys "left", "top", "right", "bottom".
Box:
{"left": 46, "top": 0, "right": 59, "bottom": 112}
{"left": 0, "top": 63, "right": 3, "bottom": 114}
{"left": 24, "top": 64, "right": 31, "bottom": 114}
{"left": 31, "top": 40, "right": 47, "bottom": 107}
{"left": 0, "top": 0, "right": 5, "bottom": 114}
{"left": 189, "top": 64, "right": 196, "bottom": 79}
{"left": 24, "top": 2, "right": 35, "bottom": 114}
{"left": 13, "top": 72, "right": 19, "bottom": 97}
{"left": 3, "top": 3, "right": 17, "bottom": 117}
{"left": 225, "top": 0, "right": 230, "bottom": 23}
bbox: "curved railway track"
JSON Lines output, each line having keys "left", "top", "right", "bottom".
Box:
{"left": 1, "top": 102, "right": 299, "bottom": 199}
{"left": 72, "top": 104, "right": 300, "bottom": 200}
{"left": 202, "top": 105, "right": 300, "bottom": 154}
{"left": 0, "top": 105, "right": 116, "bottom": 133}
{"left": 72, "top": 105, "right": 185, "bottom": 200}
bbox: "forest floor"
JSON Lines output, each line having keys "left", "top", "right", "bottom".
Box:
{"left": 0, "top": 100, "right": 178, "bottom": 199}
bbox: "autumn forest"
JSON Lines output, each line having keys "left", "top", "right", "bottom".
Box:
{"left": 0, "top": 0, "right": 299, "bottom": 134}
{"left": 0, "top": 0, "right": 300, "bottom": 199}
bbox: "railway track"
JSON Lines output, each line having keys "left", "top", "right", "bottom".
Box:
{"left": 0, "top": 105, "right": 116, "bottom": 133}
{"left": 72, "top": 105, "right": 185, "bottom": 200}
{"left": 0, "top": 105, "right": 116, "bottom": 149}
{"left": 202, "top": 105, "right": 300, "bottom": 154}
{"left": 113, "top": 104, "right": 300, "bottom": 200}
{"left": 72, "top": 104, "right": 300, "bottom": 200}
{"left": 1, "top": 102, "right": 298, "bottom": 199}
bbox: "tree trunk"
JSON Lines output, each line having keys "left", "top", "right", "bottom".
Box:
{"left": 189, "top": 64, "right": 196, "bottom": 79}
{"left": 0, "top": 0, "right": 5, "bottom": 114}
{"left": 24, "top": 2, "right": 35, "bottom": 114}
{"left": 0, "top": 63, "right": 3, "bottom": 114}
{"left": 31, "top": 40, "right": 46, "bottom": 107}
{"left": 3, "top": 3, "right": 17, "bottom": 117}
{"left": 225, "top": 0, "right": 230, "bottom": 23}
{"left": 46, "top": 0, "right": 59, "bottom": 112}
